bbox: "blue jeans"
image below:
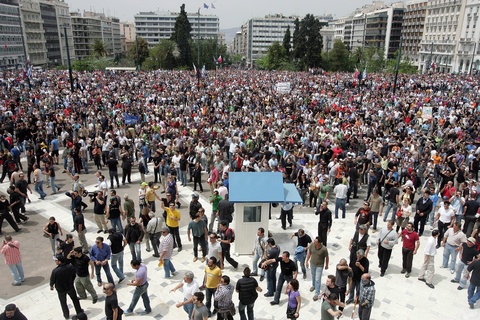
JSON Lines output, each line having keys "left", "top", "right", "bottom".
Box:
{"left": 50, "top": 176, "right": 60, "bottom": 193}
{"left": 110, "top": 251, "right": 125, "bottom": 280}
{"left": 81, "top": 157, "right": 89, "bottom": 174}
{"left": 163, "top": 258, "right": 176, "bottom": 278}
{"left": 311, "top": 265, "right": 324, "bottom": 296}
{"left": 383, "top": 201, "right": 396, "bottom": 221}
{"left": 334, "top": 198, "right": 346, "bottom": 219}
{"left": 110, "top": 218, "right": 122, "bottom": 233}
{"left": 179, "top": 170, "right": 187, "bottom": 186}
{"left": 127, "top": 282, "right": 151, "bottom": 313}
{"left": 266, "top": 265, "right": 277, "bottom": 295}
{"left": 294, "top": 251, "right": 306, "bottom": 275}
{"left": 454, "top": 261, "right": 468, "bottom": 288}
{"left": 468, "top": 283, "right": 480, "bottom": 305}
{"left": 183, "top": 298, "right": 194, "bottom": 319}
{"left": 94, "top": 262, "right": 114, "bottom": 284}
{"left": 252, "top": 251, "right": 265, "bottom": 276}
{"left": 238, "top": 302, "right": 255, "bottom": 320}
{"left": 129, "top": 242, "right": 142, "bottom": 262}
{"left": 442, "top": 243, "right": 458, "bottom": 271}
{"left": 35, "top": 181, "right": 46, "bottom": 198}
{"left": 8, "top": 263, "right": 24, "bottom": 284}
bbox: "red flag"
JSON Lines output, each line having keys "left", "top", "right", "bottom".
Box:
{"left": 217, "top": 55, "right": 223, "bottom": 64}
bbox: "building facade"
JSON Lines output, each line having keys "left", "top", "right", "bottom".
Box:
{"left": 134, "top": 10, "right": 219, "bottom": 48}
{"left": 0, "top": 0, "right": 26, "bottom": 69}
{"left": 418, "top": 0, "right": 466, "bottom": 73}
{"left": 402, "top": 0, "right": 427, "bottom": 67}
{"left": 19, "top": 0, "right": 47, "bottom": 66}
{"left": 71, "top": 11, "right": 122, "bottom": 60}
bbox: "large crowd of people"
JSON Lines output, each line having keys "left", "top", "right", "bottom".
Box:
{"left": 1, "top": 68, "right": 480, "bottom": 319}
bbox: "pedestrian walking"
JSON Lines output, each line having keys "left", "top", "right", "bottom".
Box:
{"left": 103, "top": 283, "right": 123, "bottom": 320}
{"left": 1, "top": 235, "right": 24, "bottom": 286}
{"left": 159, "top": 227, "right": 178, "bottom": 278}
{"left": 43, "top": 216, "right": 63, "bottom": 255}
{"left": 170, "top": 271, "right": 200, "bottom": 319}
{"left": 236, "top": 267, "right": 262, "bottom": 320}
{"left": 124, "top": 259, "right": 152, "bottom": 316}
{"left": 67, "top": 247, "right": 98, "bottom": 304}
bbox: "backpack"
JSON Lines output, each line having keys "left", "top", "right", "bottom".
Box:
{"left": 226, "top": 228, "right": 235, "bottom": 243}
{"left": 138, "top": 161, "right": 146, "bottom": 174}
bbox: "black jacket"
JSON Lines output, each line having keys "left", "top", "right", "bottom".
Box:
{"left": 50, "top": 263, "right": 76, "bottom": 292}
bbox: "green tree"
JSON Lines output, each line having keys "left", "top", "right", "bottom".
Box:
{"left": 171, "top": 4, "right": 193, "bottom": 68}
{"left": 143, "top": 39, "right": 178, "bottom": 70}
{"left": 129, "top": 37, "right": 149, "bottom": 68}
{"left": 292, "top": 18, "right": 304, "bottom": 64}
{"left": 283, "top": 25, "right": 291, "bottom": 59}
{"left": 258, "top": 41, "right": 286, "bottom": 70}
{"left": 384, "top": 51, "right": 418, "bottom": 74}
{"left": 92, "top": 39, "right": 108, "bottom": 57}
{"left": 329, "top": 39, "right": 351, "bottom": 72}
{"left": 191, "top": 38, "right": 227, "bottom": 70}
{"left": 292, "top": 15, "right": 323, "bottom": 70}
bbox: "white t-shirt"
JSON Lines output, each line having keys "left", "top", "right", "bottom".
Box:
{"left": 182, "top": 279, "right": 200, "bottom": 300}
{"left": 438, "top": 207, "right": 455, "bottom": 224}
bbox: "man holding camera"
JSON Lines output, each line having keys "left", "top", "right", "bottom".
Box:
{"left": 106, "top": 190, "right": 125, "bottom": 233}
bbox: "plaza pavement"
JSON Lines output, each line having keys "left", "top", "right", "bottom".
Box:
{"left": 0, "top": 162, "right": 476, "bottom": 319}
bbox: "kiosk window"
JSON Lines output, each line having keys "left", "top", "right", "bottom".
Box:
{"left": 243, "top": 206, "right": 261, "bottom": 222}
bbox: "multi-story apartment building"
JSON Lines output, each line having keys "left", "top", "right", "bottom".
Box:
{"left": 134, "top": 10, "right": 219, "bottom": 48}
{"left": 419, "top": 0, "right": 466, "bottom": 73}
{"left": 402, "top": 0, "right": 427, "bottom": 67}
{"left": 0, "top": 0, "right": 26, "bottom": 69}
{"left": 38, "top": 0, "right": 74, "bottom": 66}
{"left": 365, "top": 3, "right": 404, "bottom": 59}
{"left": 70, "top": 11, "right": 122, "bottom": 60}
{"left": 455, "top": 0, "right": 480, "bottom": 73}
{"left": 120, "top": 21, "right": 135, "bottom": 53}
{"left": 238, "top": 14, "right": 296, "bottom": 65}
{"left": 19, "top": 0, "right": 47, "bottom": 66}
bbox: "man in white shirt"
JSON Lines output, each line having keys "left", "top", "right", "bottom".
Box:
{"left": 334, "top": 181, "right": 348, "bottom": 219}
{"left": 170, "top": 271, "right": 200, "bottom": 319}
{"left": 207, "top": 233, "right": 223, "bottom": 269}
{"left": 418, "top": 229, "right": 439, "bottom": 289}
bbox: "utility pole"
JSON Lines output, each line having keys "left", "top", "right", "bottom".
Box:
{"left": 135, "top": 35, "right": 139, "bottom": 71}
{"left": 326, "top": 37, "right": 331, "bottom": 71}
{"left": 470, "top": 42, "right": 477, "bottom": 75}
{"left": 63, "top": 25, "right": 74, "bottom": 92}
{"left": 197, "top": 9, "right": 200, "bottom": 67}
{"left": 393, "top": 37, "right": 403, "bottom": 95}
{"left": 428, "top": 41, "right": 433, "bottom": 73}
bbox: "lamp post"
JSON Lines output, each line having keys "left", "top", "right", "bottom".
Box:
{"left": 393, "top": 36, "right": 403, "bottom": 95}
{"left": 63, "top": 24, "right": 74, "bottom": 92}
{"left": 470, "top": 42, "right": 477, "bottom": 75}
{"left": 135, "top": 35, "right": 140, "bottom": 71}
{"left": 326, "top": 36, "right": 331, "bottom": 71}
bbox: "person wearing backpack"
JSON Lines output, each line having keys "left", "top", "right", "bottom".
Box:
{"left": 218, "top": 221, "right": 238, "bottom": 270}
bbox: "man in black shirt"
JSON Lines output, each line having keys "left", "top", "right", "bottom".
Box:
{"left": 263, "top": 238, "right": 280, "bottom": 295}
{"left": 67, "top": 247, "right": 98, "bottom": 303}
{"left": 463, "top": 195, "right": 480, "bottom": 236}
{"left": 263, "top": 251, "right": 298, "bottom": 305}
{"left": 315, "top": 201, "right": 332, "bottom": 246}
{"left": 414, "top": 190, "right": 433, "bottom": 236}
{"left": 0, "top": 194, "right": 21, "bottom": 233}
{"left": 106, "top": 155, "right": 120, "bottom": 189}
{"left": 452, "top": 237, "right": 479, "bottom": 289}
{"left": 50, "top": 254, "right": 84, "bottom": 320}
{"left": 104, "top": 282, "right": 123, "bottom": 320}
{"left": 74, "top": 207, "right": 89, "bottom": 254}
{"left": 236, "top": 267, "right": 262, "bottom": 320}
{"left": 108, "top": 229, "right": 127, "bottom": 283}
{"left": 7, "top": 186, "right": 28, "bottom": 224}
{"left": 14, "top": 174, "right": 31, "bottom": 213}
{"left": 290, "top": 229, "right": 312, "bottom": 280}
{"left": 120, "top": 149, "right": 133, "bottom": 185}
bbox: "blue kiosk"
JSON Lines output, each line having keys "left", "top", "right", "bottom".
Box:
{"left": 228, "top": 172, "right": 302, "bottom": 255}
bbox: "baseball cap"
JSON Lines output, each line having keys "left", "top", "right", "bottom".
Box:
{"left": 141, "top": 182, "right": 148, "bottom": 186}
{"left": 5, "top": 304, "right": 16, "bottom": 312}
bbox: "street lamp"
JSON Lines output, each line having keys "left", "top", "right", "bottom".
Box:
{"left": 393, "top": 36, "right": 403, "bottom": 95}
{"left": 62, "top": 24, "right": 74, "bottom": 92}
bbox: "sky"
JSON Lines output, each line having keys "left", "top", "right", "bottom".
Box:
{"left": 65, "top": 0, "right": 401, "bottom": 30}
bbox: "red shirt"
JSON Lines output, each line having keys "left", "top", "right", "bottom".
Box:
{"left": 1, "top": 240, "right": 22, "bottom": 265}
{"left": 401, "top": 229, "right": 419, "bottom": 251}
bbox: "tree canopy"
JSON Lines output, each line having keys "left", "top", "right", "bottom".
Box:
{"left": 171, "top": 4, "right": 193, "bottom": 68}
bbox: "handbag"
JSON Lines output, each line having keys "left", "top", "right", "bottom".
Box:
{"left": 43, "top": 232, "right": 50, "bottom": 238}
{"left": 396, "top": 207, "right": 403, "bottom": 218}
{"left": 259, "top": 258, "right": 270, "bottom": 271}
